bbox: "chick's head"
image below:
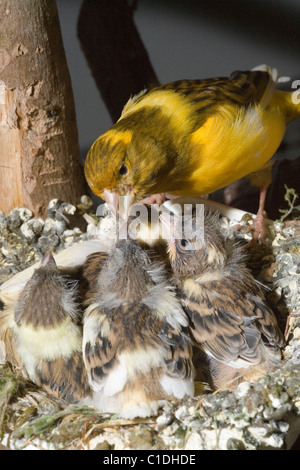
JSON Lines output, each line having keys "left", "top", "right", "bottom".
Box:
{"left": 166, "top": 209, "right": 227, "bottom": 276}
{"left": 14, "top": 252, "right": 81, "bottom": 329}
{"left": 96, "top": 238, "right": 155, "bottom": 303}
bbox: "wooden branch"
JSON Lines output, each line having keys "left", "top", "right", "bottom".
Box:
{"left": 77, "top": 0, "right": 160, "bottom": 123}
{"left": 0, "top": 0, "right": 86, "bottom": 216}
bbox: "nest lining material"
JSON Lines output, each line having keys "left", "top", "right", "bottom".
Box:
{"left": 0, "top": 195, "right": 299, "bottom": 450}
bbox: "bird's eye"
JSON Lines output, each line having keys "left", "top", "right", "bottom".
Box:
{"left": 180, "top": 239, "right": 189, "bottom": 248}
{"left": 119, "top": 164, "right": 128, "bottom": 176}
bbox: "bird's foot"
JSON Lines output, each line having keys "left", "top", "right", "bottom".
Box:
{"left": 233, "top": 211, "right": 268, "bottom": 249}
{"left": 139, "top": 193, "right": 177, "bottom": 206}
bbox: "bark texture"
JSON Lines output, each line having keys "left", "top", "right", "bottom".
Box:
{"left": 0, "top": 0, "right": 86, "bottom": 216}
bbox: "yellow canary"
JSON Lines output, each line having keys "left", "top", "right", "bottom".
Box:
{"left": 84, "top": 65, "right": 300, "bottom": 243}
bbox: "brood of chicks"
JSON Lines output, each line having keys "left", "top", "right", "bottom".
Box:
{"left": 0, "top": 207, "right": 285, "bottom": 418}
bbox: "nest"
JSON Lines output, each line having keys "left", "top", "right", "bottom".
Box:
{"left": 0, "top": 194, "right": 299, "bottom": 450}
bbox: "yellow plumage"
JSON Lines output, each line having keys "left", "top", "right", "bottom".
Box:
{"left": 84, "top": 65, "right": 300, "bottom": 239}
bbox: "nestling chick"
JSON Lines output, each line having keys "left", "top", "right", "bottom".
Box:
{"left": 12, "top": 252, "right": 91, "bottom": 402}
{"left": 85, "top": 65, "right": 300, "bottom": 244}
{"left": 163, "top": 208, "right": 285, "bottom": 390}
{"left": 82, "top": 238, "right": 194, "bottom": 419}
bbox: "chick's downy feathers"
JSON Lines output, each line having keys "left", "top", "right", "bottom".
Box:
{"left": 165, "top": 208, "right": 285, "bottom": 389}
{"left": 82, "top": 238, "right": 194, "bottom": 418}
{"left": 11, "top": 252, "right": 91, "bottom": 402}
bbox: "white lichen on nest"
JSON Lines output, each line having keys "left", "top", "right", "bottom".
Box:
{"left": 0, "top": 196, "right": 299, "bottom": 450}
{"left": 0, "top": 195, "right": 95, "bottom": 284}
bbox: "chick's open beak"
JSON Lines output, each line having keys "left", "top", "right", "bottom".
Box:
{"left": 103, "top": 189, "right": 136, "bottom": 221}
{"left": 41, "top": 251, "right": 57, "bottom": 268}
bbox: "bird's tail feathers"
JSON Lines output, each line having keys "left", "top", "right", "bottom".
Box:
{"left": 252, "top": 64, "right": 278, "bottom": 79}
{"left": 253, "top": 64, "right": 300, "bottom": 120}
{"left": 252, "top": 64, "right": 278, "bottom": 107}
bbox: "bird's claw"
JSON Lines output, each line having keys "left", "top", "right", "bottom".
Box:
{"left": 139, "top": 193, "right": 179, "bottom": 207}
{"left": 233, "top": 211, "right": 268, "bottom": 249}
{"left": 139, "top": 193, "right": 167, "bottom": 206}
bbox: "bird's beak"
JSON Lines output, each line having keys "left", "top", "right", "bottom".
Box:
{"left": 41, "top": 251, "right": 57, "bottom": 268}
{"left": 103, "top": 189, "right": 136, "bottom": 221}
{"left": 160, "top": 213, "right": 177, "bottom": 260}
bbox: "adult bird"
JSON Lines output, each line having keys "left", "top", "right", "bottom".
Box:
{"left": 84, "top": 65, "right": 300, "bottom": 244}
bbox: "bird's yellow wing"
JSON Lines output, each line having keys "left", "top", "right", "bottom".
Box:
{"left": 109, "top": 69, "right": 286, "bottom": 197}
{"left": 121, "top": 69, "right": 276, "bottom": 128}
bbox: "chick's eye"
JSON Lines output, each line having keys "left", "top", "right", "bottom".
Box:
{"left": 119, "top": 164, "right": 128, "bottom": 176}
{"left": 180, "top": 239, "right": 189, "bottom": 248}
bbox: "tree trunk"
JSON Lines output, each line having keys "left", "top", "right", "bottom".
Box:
{"left": 77, "top": 0, "right": 159, "bottom": 123}
{"left": 0, "top": 0, "right": 86, "bottom": 217}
